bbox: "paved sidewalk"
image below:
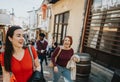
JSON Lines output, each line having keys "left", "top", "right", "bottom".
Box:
{"left": 42, "top": 59, "right": 97, "bottom": 82}
{"left": 43, "top": 60, "right": 64, "bottom": 82}
{"left": 0, "top": 60, "right": 96, "bottom": 82}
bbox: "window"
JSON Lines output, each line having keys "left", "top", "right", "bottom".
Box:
{"left": 82, "top": 0, "right": 120, "bottom": 70}
{"left": 53, "top": 11, "right": 69, "bottom": 45}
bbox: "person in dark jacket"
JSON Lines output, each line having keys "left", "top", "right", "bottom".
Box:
{"left": 36, "top": 33, "right": 48, "bottom": 78}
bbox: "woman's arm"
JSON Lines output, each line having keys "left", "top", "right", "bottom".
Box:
{"left": 30, "top": 46, "right": 41, "bottom": 71}
{"left": 34, "top": 57, "right": 41, "bottom": 71}
{"left": 2, "top": 66, "right": 10, "bottom": 82}
{"left": 51, "top": 47, "right": 60, "bottom": 66}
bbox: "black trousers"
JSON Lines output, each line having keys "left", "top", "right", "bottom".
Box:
{"left": 38, "top": 54, "right": 48, "bottom": 77}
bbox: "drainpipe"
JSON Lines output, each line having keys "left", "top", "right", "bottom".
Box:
{"left": 77, "top": 0, "right": 88, "bottom": 53}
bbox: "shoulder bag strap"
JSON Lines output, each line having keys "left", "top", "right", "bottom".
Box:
{"left": 55, "top": 47, "right": 62, "bottom": 62}
{"left": 28, "top": 45, "right": 35, "bottom": 71}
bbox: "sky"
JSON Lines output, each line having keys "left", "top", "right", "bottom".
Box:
{"left": 0, "top": 0, "right": 43, "bottom": 18}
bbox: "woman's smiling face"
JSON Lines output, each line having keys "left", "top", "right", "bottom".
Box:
{"left": 63, "top": 36, "right": 73, "bottom": 48}
{"left": 63, "top": 37, "right": 71, "bottom": 48}
{"left": 9, "top": 29, "right": 24, "bottom": 48}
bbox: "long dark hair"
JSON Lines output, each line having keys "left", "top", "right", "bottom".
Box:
{"left": 4, "top": 26, "right": 22, "bottom": 71}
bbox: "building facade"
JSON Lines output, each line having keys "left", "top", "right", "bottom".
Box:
{"left": 41, "top": 0, "right": 120, "bottom": 81}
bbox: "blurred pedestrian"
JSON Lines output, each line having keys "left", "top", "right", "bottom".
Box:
{"left": 36, "top": 33, "right": 48, "bottom": 79}
{"left": 0, "top": 42, "right": 5, "bottom": 75}
{"left": 48, "top": 41, "right": 58, "bottom": 58}
{"left": 51, "top": 36, "right": 74, "bottom": 82}
{"left": 0, "top": 42, "right": 5, "bottom": 53}
{"left": 1, "top": 26, "right": 41, "bottom": 82}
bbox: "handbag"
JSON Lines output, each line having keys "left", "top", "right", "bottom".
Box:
{"left": 48, "top": 47, "right": 62, "bottom": 67}
{"left": 28, "top": 45, "right": 45, "bottom": 82}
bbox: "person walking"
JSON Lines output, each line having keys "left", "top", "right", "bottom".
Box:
{"left": 36, "top": 33, "right": 48, "bottom": 78}
{"left": 1, "top": 26, "right": 41, "bottom": 82}
{"left": 47, "top": 38, "right": 58, "bottom": 58}
{"left": 51, "top": 36, "right": 74, "bottom": 82}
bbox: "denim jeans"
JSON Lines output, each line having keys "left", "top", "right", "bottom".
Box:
{"left": 53, "top": 65, "right": 73, "bottom": 82}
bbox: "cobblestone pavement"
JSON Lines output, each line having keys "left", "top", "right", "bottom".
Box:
{"left": 42, "top": 59, "right": 96, "bottom": 82}
{"left": 43, "top": 59, "right": 64, "bottom": 82}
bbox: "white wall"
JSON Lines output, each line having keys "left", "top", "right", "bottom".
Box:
{"left": 49, "top": 0, "right": 85, "bottom": 53}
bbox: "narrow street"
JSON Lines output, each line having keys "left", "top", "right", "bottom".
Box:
{"left": 0, "top": 0, "right": 120, "bottom": 82}
{"left": 40, "top": 59, "right": 95, "bottom": 82}
{"left": 0, "top": 60, "right": 109, "bottom": 82}
{"left": 41, "top": 59, "right": 107, "bottom": 82}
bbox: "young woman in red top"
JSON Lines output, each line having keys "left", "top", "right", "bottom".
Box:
{"left": 1, "top": 26, "right": 41, "bottom": 82}
{"left": 51, "top": 36, "right": 74, "bottom": 82}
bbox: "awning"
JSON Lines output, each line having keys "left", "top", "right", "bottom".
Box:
{"left": 0, "top": 14, "right": 11, "bottom": 25}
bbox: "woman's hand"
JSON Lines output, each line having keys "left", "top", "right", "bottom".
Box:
{"left": 71, "top": 55, "right": 80, "bottom": 62}
{"left": 71, "top": 56, "right": 75, "bottom": 61}
{"left": 34, "top": 57, "right": 41, "bottom": 71}
{"left": 71, "top": 56, "right": 78, "bottom": 62}
{"left": 54, "top": 66, "right": 58, "bottom": 73}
